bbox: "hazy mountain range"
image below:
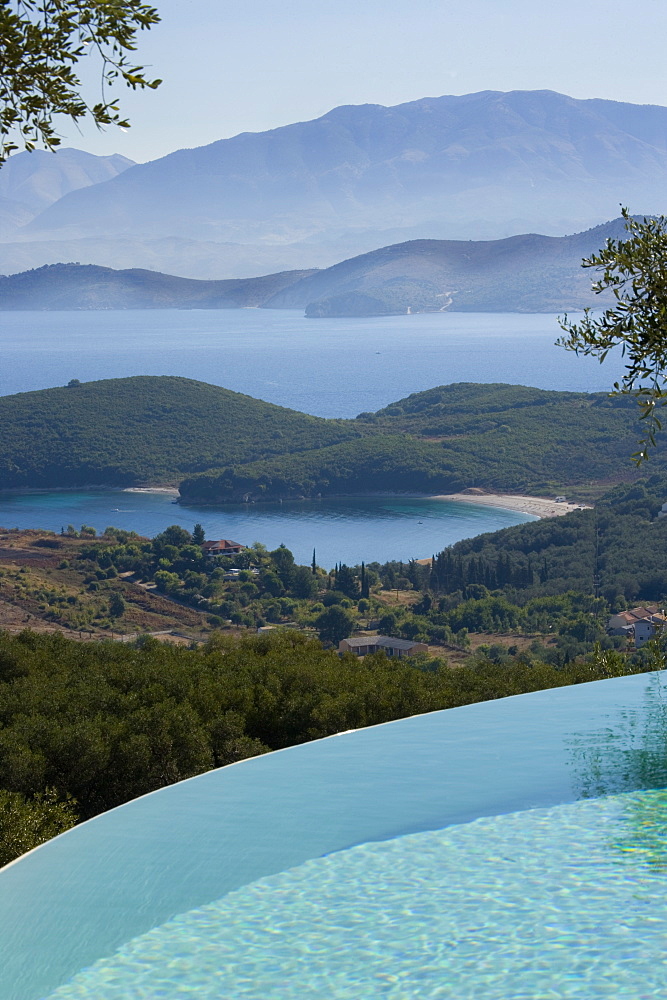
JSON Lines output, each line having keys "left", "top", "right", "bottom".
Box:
{"left": 0, "top": 148, "right": 134, "bottom": 232}
{"left": 2, "top": 90, "right": 666, "bottom": 279}
{"left": 0, "top": 263, "right": 316, "bottom": 310}
{"left": 0, "top": 218, "right": 628, "bottom": 314}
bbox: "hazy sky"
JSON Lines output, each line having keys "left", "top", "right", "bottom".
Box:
{"left": 64, "top": 0, "right": 667, "bottom": 163}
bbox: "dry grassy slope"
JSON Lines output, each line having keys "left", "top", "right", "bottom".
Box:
{"left": 0, "top": 530, "right": 212, "bottom": 639}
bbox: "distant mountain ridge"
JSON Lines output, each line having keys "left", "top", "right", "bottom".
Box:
{"left": 0, "top": 263, "right": 316, "bottom": 310}
{"left": 265, "top": 218, "right": 631, "bottom": 316}
{"left": 0, "top": 218, "right": 630, "bottom": 314}
{"left": 0, "top": 148, "right": 134, "bottom": 233}
{"left": 19, "top": 90, "right": 667, "bottom": 264}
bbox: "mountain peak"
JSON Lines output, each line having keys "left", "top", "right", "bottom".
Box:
{"left": 11, "top": 90, "right": 667, "bottom": 276}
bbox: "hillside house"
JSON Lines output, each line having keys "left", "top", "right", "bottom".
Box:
{"left": 633, "top": 618, "right": 667, "bottom": 648}
{"left": 339, "top": 636, "right": 428, "bottom": 658}
{"left": 202, "top": 539, "right": 245, "bottom": 558}
{"left": 607, "top": 605, "right": 663, "bottom": 634}
{"left": 607, "top": 605, "right": 667, "bottom": 646}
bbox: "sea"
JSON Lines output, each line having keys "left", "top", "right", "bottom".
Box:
{"left": 0, "top": 308, "right": 626, "bottom": 417}
{"left": 0, "top": 309, "right": 624, "bottom": 565}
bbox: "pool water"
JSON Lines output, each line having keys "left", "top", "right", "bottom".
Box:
{"left": 44, "top": 790, "right": 667, "bottom": 999}
{"left": 3, "top": 671, "right": 667, "bottom": 1000}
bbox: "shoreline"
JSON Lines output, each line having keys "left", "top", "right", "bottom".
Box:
{"left": 432, "top": 492, "right": 591, "bottom": 519}
{"left": 0, "top": 485, "right": 590, "bottom": 517}
{"left": 0, "top": 485, "right": 179, "bottom": 497}
{"left": 123, "top": 487, "right": 180, "bottom": 496}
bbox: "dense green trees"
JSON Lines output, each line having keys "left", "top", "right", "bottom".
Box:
{"left": 315, "top": 605, "right": 355, "bottom": 644}
{"left": 436, "top": 476, "right": 667, "bottom": 605}
{"left": 1, "top": 376, "right": 659, "bottom": 495}
{"left": 0, "top": 625, "right": 648, "bottom": 866}
{"left": 0, "top": 788, "right": 77, "bottom": 866}
{"left": 0, "top": 376, "right": 365, "bottom": 489}
{"left": 181, "top": 384, "right": 660, "bottom": 503}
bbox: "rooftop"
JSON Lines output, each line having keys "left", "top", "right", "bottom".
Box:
{"left": 344, "top": 635, "right": 424, "bottom": 651}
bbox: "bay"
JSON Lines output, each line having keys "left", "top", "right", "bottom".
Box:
{"left": 1, "top": 309, "right": 598, "bottom": 558}
{"left": 0, "top": 491, "right": 534, "bottom": 568}
{"left": 0, "top": 309, "right": 626, "bottom": 418}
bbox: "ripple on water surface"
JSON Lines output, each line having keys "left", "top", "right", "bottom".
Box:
{"left": 47, "top": 789, "right": 667, "bottom": 999}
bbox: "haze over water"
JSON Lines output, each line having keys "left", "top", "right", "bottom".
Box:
{"left": 0, "top": 309, "right": 626, "bottom": 417}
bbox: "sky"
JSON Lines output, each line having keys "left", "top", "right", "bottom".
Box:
{"left": 58, "top": 0, "right": 667, "bottom": 163}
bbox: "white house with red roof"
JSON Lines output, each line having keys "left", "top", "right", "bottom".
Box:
{"left": 607, "top": 604, "right": 667, "bottom": 646}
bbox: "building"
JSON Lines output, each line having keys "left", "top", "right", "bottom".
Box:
{"left": 339, "top": 636, "right": 428, "bottom": 658}
{"left": 202, "top": 539, "right": 245, "bottom": 558}
{"left": 633, "top": 619, "right": 665, "bottom": 648}
{"left": 607, "top": 605, "right": 663, "bottom": 635}
{"left": 607, "top": 604, "right": 666, "bottom": 647}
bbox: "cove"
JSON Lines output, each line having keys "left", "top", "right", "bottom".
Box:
{"left": 0, "top": 491, "right": 535, "bottom": 567}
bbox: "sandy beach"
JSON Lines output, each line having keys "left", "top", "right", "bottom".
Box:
{"left": 123, "top": 487, "right": 180, "bottom": 496}
{"left": 433, "top": 492, "right": 591, "bottom": 519}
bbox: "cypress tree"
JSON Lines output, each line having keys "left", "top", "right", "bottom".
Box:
{"left": 361, "top": 561, "right": 369, "bottom": 599}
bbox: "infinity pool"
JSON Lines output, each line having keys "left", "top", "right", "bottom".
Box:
{"left": 2, "top": 671, "right": 667, "bottom": 999}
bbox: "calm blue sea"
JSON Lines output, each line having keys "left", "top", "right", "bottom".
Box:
{"left": 0, "top": 309, "right": 626, "bottom": 417}
{"left": 0, "top": 491, "right": 534, "bottom": 568}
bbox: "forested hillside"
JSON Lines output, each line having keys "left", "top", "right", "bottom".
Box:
{"left": 0, "top": 377, "right": 364, "bottom": 489}
{"left": 179, "top": 384, "right": 656, "bottom": 502}
{"left": 0, "top": 376, "right": 659, "bottom": 495}
{"left": 437, "top": 477, "right": 667, "bottom": 607}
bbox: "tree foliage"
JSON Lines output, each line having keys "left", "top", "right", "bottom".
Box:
{"left": 435, "top": 475, "right": 667, "bottom": 605}
{"left": 0, "top": 625, "right": 647, "bottom": 866}
{"left": 0, "top": 376, "right": 661, "bottom": 495}
{"left": 558, "top": 210, "right": 667, "bottom": 462}
{"left": 0, "top": 787, "right": 77, "bottom": 866}
{"left": 1, "top": 0, "right": 161, "bottom": 161}
{"left": 0, "top": 376, "right": 363, "bottom": 489}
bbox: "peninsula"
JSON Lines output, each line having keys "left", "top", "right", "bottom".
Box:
{"left": 0, "top": 376, "right": 656, "bottom": 501}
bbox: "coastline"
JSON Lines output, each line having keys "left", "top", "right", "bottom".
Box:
{"left": 123, "top": 487, "right": 180, "bottom": 496}
{"left": 432, "top": 492, "right": 591, "bottom": 519}
{"left": 0, "top": 484, "right": 589, "bottom": 518}
{"left": 0, "top": 485, "right": 180, "bottom": 497}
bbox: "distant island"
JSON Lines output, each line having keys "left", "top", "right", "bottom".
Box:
{"left": 0, "top": 218, "right": 630, "bottom": 315}
{"left": 0, "top": 375, "right": 655, "bottom": 500}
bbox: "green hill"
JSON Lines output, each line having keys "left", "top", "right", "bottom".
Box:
{"left": 180, "top": 384, "right": 658, "bottom": 502}
{"left": 439, "top": 475, "right": 667, "bottom": 606}
{"left": 0, "top": 376, "right": 364, "bottom": 489}
{"left": 0, "top": 376, "right": 660, "bottom": 496}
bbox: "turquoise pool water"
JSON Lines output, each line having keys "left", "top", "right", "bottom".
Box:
{"left": 2, "top": 671, "right": 667, "bottom": 999}
{"left": 43, "top": 792, "right": 667, "bottom": 1000}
